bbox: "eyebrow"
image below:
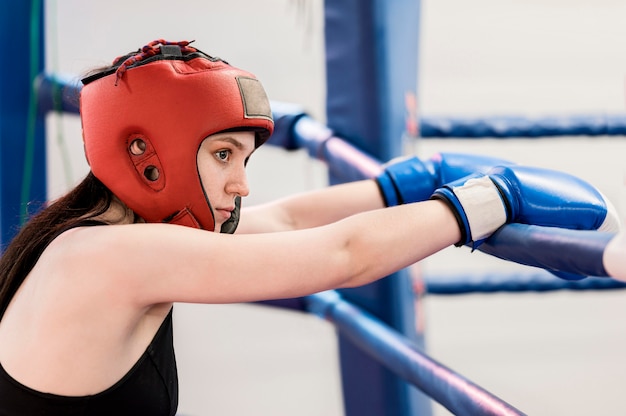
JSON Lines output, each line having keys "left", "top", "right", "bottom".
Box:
{"left": 213, "top": 136, "right": 256, "bottom": 157}
{"left": 215, "top": 136, "right": 244, "bottom": 149}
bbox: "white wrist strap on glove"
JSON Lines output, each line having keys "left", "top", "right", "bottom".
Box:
{"left": 451, "top": 176, "right": 507, "bottom": 241}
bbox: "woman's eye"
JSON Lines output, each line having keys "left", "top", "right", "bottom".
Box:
{"left": 215, "top": 150, "right": 230, "bottom": 162}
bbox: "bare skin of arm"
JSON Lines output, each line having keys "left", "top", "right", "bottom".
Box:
{"left": 115, "top": 198, "right": 459, "bottom": 305}
{"left": 237, "top": 180, "right": 386, "bottom": 234}
{"left": 0, "top": 198, "right": 459, "bottom": 396}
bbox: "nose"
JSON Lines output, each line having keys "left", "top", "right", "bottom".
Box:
{"left": 226, "top": 165, "right": 250, "bottom": 197}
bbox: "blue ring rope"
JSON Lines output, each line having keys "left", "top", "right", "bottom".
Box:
{"left": 306, "top": 291, "right": 527, "bottom": 416}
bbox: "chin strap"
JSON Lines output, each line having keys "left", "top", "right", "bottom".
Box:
{"left": 220, "top": 196, "right": 241, "bottom": 234}
{"left": 167, "top": 208, "right": 202, "bottom": 229}
{"left": 166, "top": 197, "right": 240, "bottom": 233}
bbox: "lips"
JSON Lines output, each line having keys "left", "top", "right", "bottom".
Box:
{"left": 214, "top": 207, "right": 234, "bottom": 220}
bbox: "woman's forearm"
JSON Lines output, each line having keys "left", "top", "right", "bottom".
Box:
{"left": 238, "top": 180, "right": 385, "bottom": 233}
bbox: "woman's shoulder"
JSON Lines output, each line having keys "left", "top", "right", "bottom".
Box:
{"left": 38, "top": 223, "right": 154, "bottom": 292}
{"left": 46, "top": 222, "right": 218, "bottom": 284}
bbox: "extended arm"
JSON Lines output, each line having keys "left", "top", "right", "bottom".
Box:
{"left": 237, "top": 151, "right": 516, "bottom": 234}
{"left": 66, "top": 199, "right": 458, "bottom": 306}
{"left": 237, "top": 180, "right": 385, "bottom": 233}
{"left": 59, "top": 162, "right": 614, "bottom": 308}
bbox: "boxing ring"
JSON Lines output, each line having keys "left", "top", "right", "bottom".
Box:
{"left": 31, "top": 73, "right": 626, "bottom": 415}
{"left": 3, "top": 1, "right": 626, "bottom": 415}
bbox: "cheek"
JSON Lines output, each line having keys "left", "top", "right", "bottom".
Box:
{"left": 197, "top": 159, "right": 228, "bottom": 198}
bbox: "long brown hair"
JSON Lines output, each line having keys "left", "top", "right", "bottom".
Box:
{"left": 0, "top": 44, "right": 200, "bottom": 317}
{"left": 0, "top": 172, "right": 113, "bottom": 318}
{"left": 0, "top": 49, "right": 136, "bottom": 319}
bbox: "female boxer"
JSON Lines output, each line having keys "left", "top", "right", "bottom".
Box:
{"left": 0, "top": 39, "right": 616, "bottom": 415}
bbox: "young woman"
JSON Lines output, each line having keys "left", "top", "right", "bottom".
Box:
{"left": 0, "top": 39, "right": 616, "bottom": 415}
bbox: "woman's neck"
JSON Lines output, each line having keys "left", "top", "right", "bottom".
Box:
{"left": 93, "top": 197, "right": 142, "bottom": 225}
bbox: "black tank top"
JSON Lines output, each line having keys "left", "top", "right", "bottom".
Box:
{"left": 0, "top": 308, "right": 178, "bottom": 415}
{"left": 0, "top": 221, "right": 178, "bottom": 415}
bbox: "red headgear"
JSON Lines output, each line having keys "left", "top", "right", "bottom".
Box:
{"left": 80, "top": 40, "right": 274, "bottom": 232}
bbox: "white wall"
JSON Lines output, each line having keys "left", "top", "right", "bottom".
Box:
{"left": 45, "top": 1, "right": 626, "bottom": 415}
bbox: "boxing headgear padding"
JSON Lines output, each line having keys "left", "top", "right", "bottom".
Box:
{"left": 80, "top": 46, "right": 273, "bottom": 231}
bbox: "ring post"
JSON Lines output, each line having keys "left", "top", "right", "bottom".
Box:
{"left": 0, "top": 0, "right": 47, "bottom": 249}
{"left": 324, "top": 1, "right": 429, "bottom": 415}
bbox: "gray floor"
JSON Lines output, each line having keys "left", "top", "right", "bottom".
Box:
{"left": 45, "top": 1, "right": 626, "bottom": 414}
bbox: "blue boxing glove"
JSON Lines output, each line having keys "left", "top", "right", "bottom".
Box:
{"left": 431, "top": 165, "right": 620, "bottom": 247}
{"left": 376, "top": 152, "right": 514, "bottom": 206}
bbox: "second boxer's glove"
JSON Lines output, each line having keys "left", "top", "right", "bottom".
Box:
{"left": 431, "top": 165, "right": 620, "bottom": 247}
{"left": 376, "top": 152, "right": 514, "bottom": 206}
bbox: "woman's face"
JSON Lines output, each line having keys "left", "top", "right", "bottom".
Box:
{"left": 196, "top": 131, "right": 256, "bottom": 232}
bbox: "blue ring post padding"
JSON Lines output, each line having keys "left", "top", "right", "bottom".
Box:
{"left": 306, "top": 291, "right": 527, "bottom": 416}
{"left": 0, "top": 0, "right": 47, "bottom": 249}
{"left": 324, "top": 0, "right": 429, "bottom": 411}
